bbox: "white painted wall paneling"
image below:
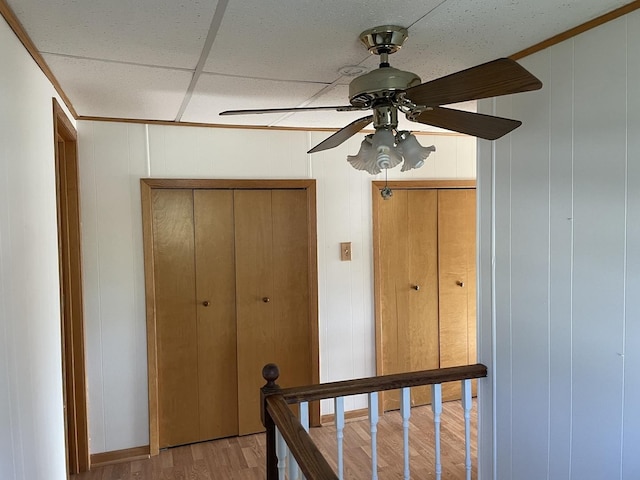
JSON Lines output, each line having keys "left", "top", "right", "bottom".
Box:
{"left": 570, "top": 18, "right": 627, "bottom": 480}
{"left": 478, "top": 10, "right": 640, "bottom": 480}
{"left": 0, "top": 14, "right": 75, "bottom": 480}
{"left": 622, "top": 12, "right": 640, "bottom": 480}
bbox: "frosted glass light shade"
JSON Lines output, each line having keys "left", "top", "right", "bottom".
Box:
{"left": 397, "top": 132, "right": 435, "bottom": 172}
{"left": 347, "top": 135, "right": 380, "bottom": 174}
{"left": 346, "top": 129, "right": 435, "bottom": 175}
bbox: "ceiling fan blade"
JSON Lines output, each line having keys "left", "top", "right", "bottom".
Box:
{"left": 220, "top": 105, "right": 363, "bottom": 116}
{"left": 307, "top": 115, "right": 374, "bottom": 153}
{"left": 413, "top": 107, "right": 522, "bottom": 140}
{"left": 404, "top": 58, "right": 542, "bottom": 107}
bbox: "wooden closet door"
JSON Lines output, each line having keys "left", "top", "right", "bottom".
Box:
{"left": 234, "top": 189, "right": 311, "bottom": 434}
{"left": 152, "top": 189, "right": 200, "bottom": 447}
{"left": 438, "top": 189, "right": 477, "bottom": 401}
{"left": 154, "top": 189, "right": 239, "bottom": 447}
{"left": 193, "top": 190, "right": 238, "bottom": 439}
{"left": 378, "top": 189, "right": 440, "bottom": 411}
{"left": 234, "top": 190, "right": 275, "bottom": 435}
{"left": 270, "top": 190, "right": 311, "bottom": 391}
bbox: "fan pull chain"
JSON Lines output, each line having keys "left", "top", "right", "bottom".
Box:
{"left": 381, "top": 169, "right": 393, "bottom": 199}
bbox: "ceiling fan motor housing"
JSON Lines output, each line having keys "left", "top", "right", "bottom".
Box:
{"left": 349, "top": 67, "right": 422, "bottom": 108}
{"left": 359, "top": 25, "right": 409, "bottom": 55}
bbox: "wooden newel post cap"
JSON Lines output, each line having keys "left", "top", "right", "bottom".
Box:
{"left": 262, "top": 363, "right": 280, "bottom": 389}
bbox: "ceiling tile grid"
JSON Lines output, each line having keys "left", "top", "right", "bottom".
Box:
{"left": 8, "top": 0, "right": 218, "bottom": 68}
{"left": 43, "top": 54, "right": 193, "bottom": 120}
{"left": 5, "top": 0, "right": 634, "bottom": 129}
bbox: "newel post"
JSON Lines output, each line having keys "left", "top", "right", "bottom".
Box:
{"left": 261, "top": 363, "right": 281, "bottom": 480}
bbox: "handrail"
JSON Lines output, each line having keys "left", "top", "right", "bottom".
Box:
{"left": 260, "top": 362, "right": 488, "bottom": 479}
{"left": 277, "top": 363, "right": 487, "bottom": 404}
{"left": 265, "top": 394, "right": 338, "bottom": 479}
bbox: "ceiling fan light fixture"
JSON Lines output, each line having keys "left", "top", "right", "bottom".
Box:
{"left": 346, "top": 128, "right": 433, "bottom": 175}
{"left": 347, "top": 134, "right": 380, "bottom": 174}
{"left": 397, "top": 131, "right": 436, "bottom": 172}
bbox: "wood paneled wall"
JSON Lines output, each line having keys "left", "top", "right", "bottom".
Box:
{"left": 477, "top": 10, "right": 640, "bottom": 479}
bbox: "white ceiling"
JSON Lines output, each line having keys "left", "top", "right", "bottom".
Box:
{"left": 7, "top": 0, "right": 632, "bottom": 132}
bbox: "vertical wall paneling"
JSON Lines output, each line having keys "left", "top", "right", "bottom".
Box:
{"left": 78, "top": 121, "right": 149, "bottom": 452}
{"left": 0, "top": 14, "right": 76, "bottom": 480}
{"left": 478, "top": 10, "right": 640, "bottom": 480}
{"left": 623, "top": 11, "right": 640, "bottom": 480}
{"left": 571, "top": 18, "right": 627, "bottom": 480}
{"left": 547, "top": 39, "right": 575, "bottom": 479}
{"left": 509, "top": 52, "right": 551, "bottom": 478}
{"left": 492, "top": 94, "right": 514, "bottom": 480}
{"left": 475, "top": 120, "right": 494, "bottom": 480}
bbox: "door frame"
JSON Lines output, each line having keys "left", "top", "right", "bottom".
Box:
{"left": 140, "top": 178, "right": 320, "bottom": 455}
{"left": 372, "top": 179, "right": 476, "bottom": 380}
{"left": 53, "top": 98, "right": 90, "bottom": 473}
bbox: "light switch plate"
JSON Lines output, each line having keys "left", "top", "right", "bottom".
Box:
{"left": 340, "top": 242, "right": 352, "bottom": 261}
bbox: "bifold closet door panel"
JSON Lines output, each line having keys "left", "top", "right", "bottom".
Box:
{"left": 379, "top": 189, "right": 439, "bottom": 411}
{"left": 234, "top": 189, "right": 311, "bottom": 435}
{"left": 271, "top": 190, "right": 311, "bottom": 390}
{"left": 438, "top": 189, "right": 477, "bottom": 401}
{"left": 193, "top": 190, "right": 238, "bottom": 440}
{"left": 152, "top": 189, "right": 200, "bottom": 448}
{"left": 234, "top": 190, "right": 275, "bottom": 435}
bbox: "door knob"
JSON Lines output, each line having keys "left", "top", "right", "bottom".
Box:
{"left": 202, "top": 300, "right": 210, "bottom": 307}
{"left": 262, "top": 297, "right": 271, "bottom": 303}
{"left": 456, "top": 281, "right": 465, "bottom": 287}
{"left": 412, "top": 285, "right": 420, "bottom": 291}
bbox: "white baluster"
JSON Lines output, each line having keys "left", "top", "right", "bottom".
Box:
{"left": 368, "top": 392, "right": 379, "bottom": 480}
{"left": 431, "top": 384, "right": 443, "bottom": 480}
{"left": 335, "top": 396, "right": 345, "bottom": 480}
{"left": 400, "top": 387, "right": 411, "bottom": 480}
{"left": 275, "top": 427, "right": 288, "bottom": 480}
{"left": 461, "top": 379, "right": 473, "bottom": 480}
{"left": 299, "top": 402, "right": 309, "bottom": 480}
{"left": 288, "top": 439, "right": 300, "bottom": 480}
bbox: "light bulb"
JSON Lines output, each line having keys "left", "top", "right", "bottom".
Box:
{"left": 372, "top": 129, "right": 402, "bottom": 171}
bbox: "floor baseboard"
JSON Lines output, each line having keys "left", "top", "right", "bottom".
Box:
{"left": 90, "top": 445, "right": 150, "bottom": 468}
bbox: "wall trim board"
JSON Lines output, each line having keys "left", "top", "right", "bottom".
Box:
{"left": 373, "top": 180, "right": 476, "bottom": 191}
{"left": 0, "top": 0, "right": 78, "bottom": 117}
{"left": 90, "top": 445, "right": 150, "bottom": 468}
{"left": 53, "top": 98, "right": 90, "bottom": 474}
{"left": 510, "top": 0, "right": 640, "bottom": 60}
{"left": 140, "top": 178, "right": 320, "bottom": 455}
{"left": 141, "top": 178, "right": 316, "bottom": 190}
{"left": 78, "top": 116, "right": 467, "bottom": 137}
{"left": 321, "top": 407, "right": 369, "bottom": 425}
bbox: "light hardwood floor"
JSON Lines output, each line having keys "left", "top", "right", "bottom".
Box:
{"left": 73, "top": 400, "right": 476, "bottom": 480}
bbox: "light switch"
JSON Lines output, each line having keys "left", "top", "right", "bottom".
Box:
{"left": 340, "top": 242, "right": 352, "bottom": 261}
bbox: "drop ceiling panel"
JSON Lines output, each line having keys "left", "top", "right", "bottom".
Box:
{"left": 8, "top": 0, "right": 218, "bottom": 68}
{"left": 203, "top": 0, "right": 445, "bottom": 83}
{"left": 42, "top": 54, "right": 192, "bottom": 119}
{"left": 180, "top": 73, "right": 330, "bottom": 124}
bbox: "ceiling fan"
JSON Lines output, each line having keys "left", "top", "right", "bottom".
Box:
{"left": 220, "top": 25, "right": 542, "bottom": 174}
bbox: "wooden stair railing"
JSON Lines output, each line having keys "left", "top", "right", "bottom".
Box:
{"left": 260, "top": 363, "right": 488, "bottom": 480}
